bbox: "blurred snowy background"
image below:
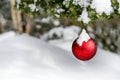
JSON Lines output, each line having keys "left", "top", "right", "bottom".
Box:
{"left": 0, "top": 0, "right": 120, "bottom": 54}
{"left": 0, "top": 0, "right": 120, "bottom": 80}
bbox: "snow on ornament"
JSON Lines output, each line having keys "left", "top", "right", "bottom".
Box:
{"left": 72, "top": 29, "right": 97, "bottom": 61}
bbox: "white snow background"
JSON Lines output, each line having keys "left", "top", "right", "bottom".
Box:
{"left": 0, "top": 31, "right": 120, "bottom": 80}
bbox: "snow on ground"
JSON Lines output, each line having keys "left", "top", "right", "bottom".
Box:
{"left": 0, "top": 32, "right": 120, "bottom": 80}
{"left": 0, "top": 31, "right": 15, "bottom": 42}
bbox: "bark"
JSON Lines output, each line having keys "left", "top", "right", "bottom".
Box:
{"left": 0, "top": 15, "right": 6, "bottom": 33}
{"left": 0, "top": 21, "right": 5, "bottom": 33}
{"left": 10, "top": 0, "right": 22, "bottom": 33}
{"left": 25, "top": 15, "right": 33, "bottom": 34}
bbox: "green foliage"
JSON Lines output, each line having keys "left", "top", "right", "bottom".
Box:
{"left": 17, "top": 0, "right": 120, "bottom": 25}
{"left": 111, "top": 0, "right": 119, "bottom": 14}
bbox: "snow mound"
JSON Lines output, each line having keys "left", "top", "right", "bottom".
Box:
{"left": 0, "top": 32, "right": 120, "bottom": 80}
{"left": 0, "top": 31, "right": 16, "bottom": 42}
{"left": 41, "top": 26, "right": 80, "bottom": 41}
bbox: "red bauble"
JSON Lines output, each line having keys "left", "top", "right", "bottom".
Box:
{"left": 72, "top": 38, "right": 97, "bottom": 61}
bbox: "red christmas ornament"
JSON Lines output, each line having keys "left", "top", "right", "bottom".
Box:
{"left": 72, "top": 29, "right": 97, "bottom": 61}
